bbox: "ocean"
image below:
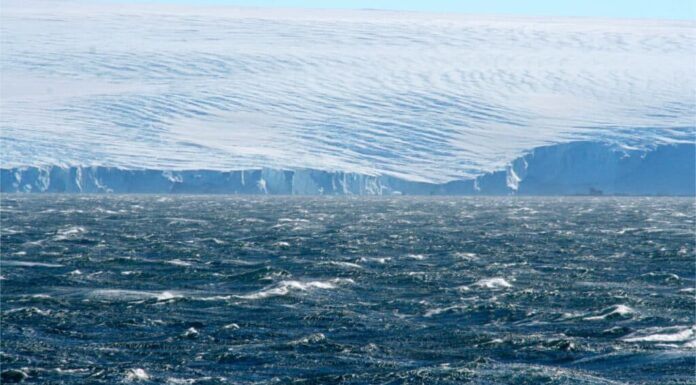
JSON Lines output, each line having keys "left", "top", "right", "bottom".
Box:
{"left": 1, "top": 196, "right": 694, "bottom": 384}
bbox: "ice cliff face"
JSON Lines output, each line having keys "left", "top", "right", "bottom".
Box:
{"left": 475, "top": 142, "right": 695, "bottom": 196}
{"left": 1, "top": 1, "right": 694, "bottom": 183}
{"left": 0, "top": 167, "right": 411, "bottom": 195}
{"left": 3, "top": 142, "right": 693, "bottom": 195}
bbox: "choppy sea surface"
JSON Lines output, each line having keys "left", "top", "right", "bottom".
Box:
{"left": 1, "top": 196, "right": 694, "bottom": 384}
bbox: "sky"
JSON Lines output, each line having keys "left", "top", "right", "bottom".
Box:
{"left": 118, "top": 0, "right": 696, "bottom": 20}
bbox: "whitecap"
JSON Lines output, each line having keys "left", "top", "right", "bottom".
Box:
{"left": 278, "top": 218, "right": 310, "bottom": 223}
{"left": 453, "top": 252, "right": 478, "bottom": 260}
{"left": 456, "top": 285, "right": 471, "bottom": 292}
{"left": 156, "top": 291, "right": 181, "bottom": 301}
{"left": 53, "top": 368, "right": 89, "bottom": 375}
{"left": 237, "top": 278, "right": 353, "bottom": 300}
{"left": 166, "top": 217, "right": 207, "bottom": 225}
{"left": 359, "top": 257, "right": 391, "bottom": 264}
{"left": 584, "top": 305, "right": 636, "bottom": 321}
{"left": 2, "top": 260, "right": 63, "bottom": 268}
{"left": 124, "top": 368, "right": 150, "bottom": 382}
{"left": 474, "top": 277, "right": 512, "bottom": 289}
{"left": 89, "top": 289, "right": 182, "bottom": 302}
{"left": 325, "top": 261, "right": 362, "bottom": 269}
{"left": 167, "top": 378, "right": 196, "bottom": 385}
{"left": 0, "top": 227, "right": 22, "bottom": 234}
{"left": 290, "top": 332, "right": 326, "bottom": 345}
{"left": 197, "top": 295, "right": 233, "bottom": 301}
{"left": 424, "top": 305, "right": 466, "bottom": 317}
{"left": 5, "top": 307, "right": 51, "bottom": 316}
{"left": 166, "top": 259, "right": 193, "bottom": 267}
{"left": 616, "top": 227, "right": 638, "bottom": 235}
{"left": 182, "top": 327, "right": 199, "bottom": 338}
{"left": 60, "top": 209, "right": 85, "bottom": 214}
{"left": 406, "top": 254, "right": 426, "bottom": 260}
{"left": 95, "top": 207, "right": 119, "bottom": 214}
{"left": 640, "top": 272, "right": 680, "bottom": 282}
{"left": 54, "top": 226, "right": 87, "bottom": 240}
{"left": 623, "top": 325, "right": 695, "bottom": 343}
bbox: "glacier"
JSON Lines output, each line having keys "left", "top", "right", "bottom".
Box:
{"left": 0, "top": 1, "right": 694, "bottom": 193}
{"left": 2, "top": 142, "right": 693, "bottom": 195}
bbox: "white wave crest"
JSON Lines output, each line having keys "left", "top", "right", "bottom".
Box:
{"left": 475, "top": 277, "right": 513, "bottom": 289}
{"left": 237, "top": 278, "right": 354, "bottom": 300}
{"left": 623, "top": 325, "right": 695, "bottom": 344}
{"left": 88, "top": 289, "right": 182, "bottom": 302}
{"left": 584, "top": 305, "right": 636, "bottom": 321}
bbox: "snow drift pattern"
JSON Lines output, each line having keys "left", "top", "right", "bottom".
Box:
{"left": 1, "top": 1, "right": 694, "bottom": 183}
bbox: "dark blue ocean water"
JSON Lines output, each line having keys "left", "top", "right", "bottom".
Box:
{"left": 1, "top": 196, "right": 694, "bottom": 384}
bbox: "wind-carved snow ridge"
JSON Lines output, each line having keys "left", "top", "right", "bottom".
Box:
{"left": 1, "top": 1, "right": 694, "bottom": 183}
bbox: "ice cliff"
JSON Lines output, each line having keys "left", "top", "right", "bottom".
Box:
{"left": 2, "top": 142, "right": 693, "bottom": 196}
{"left": 2, "top": 3, "right": 694, "bottom": 196}
{"left": 2, "top": 2, "right": 694, "bottom": 183}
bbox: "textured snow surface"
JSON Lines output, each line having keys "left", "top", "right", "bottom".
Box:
{"left": 1, "top": 1, "right": 695, "bottom": 182}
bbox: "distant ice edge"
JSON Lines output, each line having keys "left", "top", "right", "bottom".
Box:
{"left": 2, "top": 142, "right": 694, "bottom": 196}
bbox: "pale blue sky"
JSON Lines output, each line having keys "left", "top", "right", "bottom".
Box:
{"left": 122, "top": 0, "right": 695, "bottom": 20}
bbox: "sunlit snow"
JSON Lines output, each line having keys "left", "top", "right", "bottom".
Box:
{"left": 1, "top": 1, "right": 694, "bottom": 182}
